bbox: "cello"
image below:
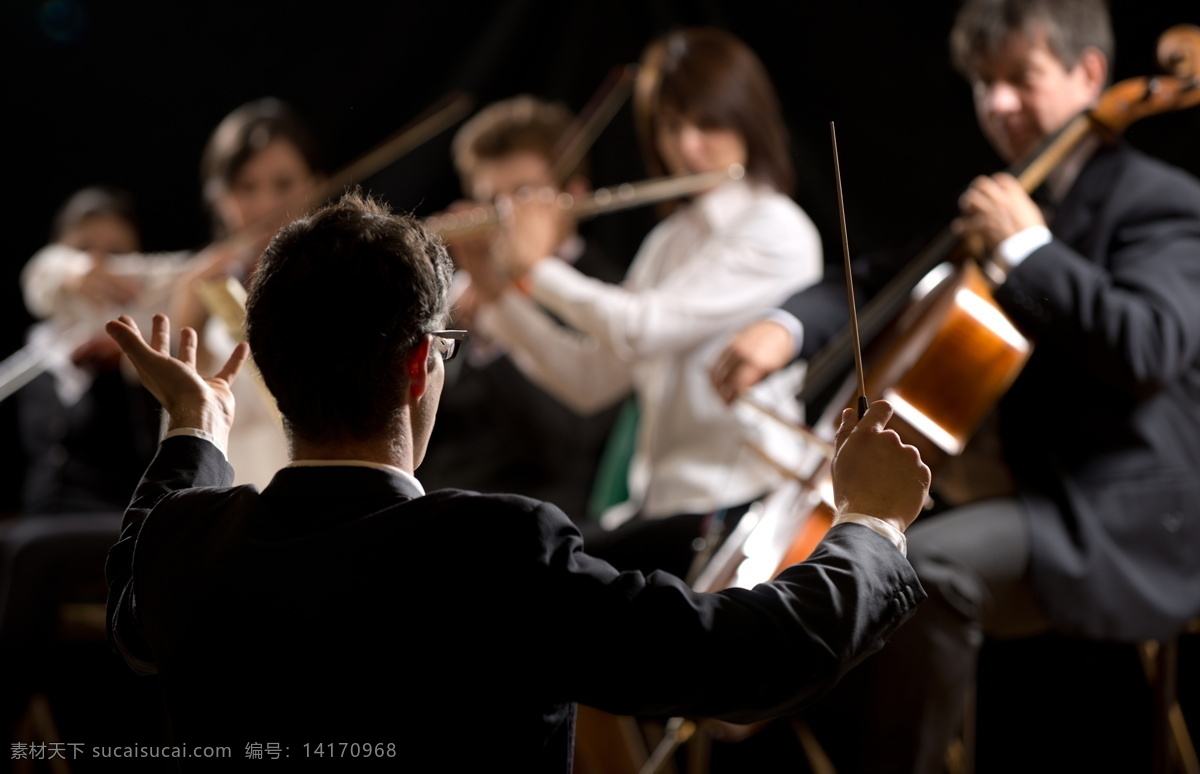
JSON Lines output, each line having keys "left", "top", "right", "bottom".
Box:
{"left": 638, "top": 26, "right": 1200, "bottom": 770}
{"left": 745, "top": 23, "right": 1200, "bottom": 581}
{"left": 800, "top": 24, "right": 1200, "bottom": 475}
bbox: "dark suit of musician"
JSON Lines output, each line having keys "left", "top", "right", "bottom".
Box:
{"left": 990, "top": 143, "right": 1200, "bottom": 638}
{"left": 774, "top": 140, "right": 1200, "bottom": 774}
{"left": 107, "top": 434, "right": 922, "bottom": 772}
{"left": 785, "top": 143, "right": 1200, "bottom": 640}
{"left": 419, "top": 240, "right": 626, "bottom": 522}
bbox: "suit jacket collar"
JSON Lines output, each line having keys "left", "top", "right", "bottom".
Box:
{"left": 261, "top": 464, "right": 425, "bottom": 503}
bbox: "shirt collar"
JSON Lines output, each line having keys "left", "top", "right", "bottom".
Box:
{"left": 286, "top": 459, "right": 426, "bottom": 495}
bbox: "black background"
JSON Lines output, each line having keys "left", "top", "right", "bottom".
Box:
{"left": 2, "top": 3, "right": 1198, "bottom": 767}
{"left": 5, "top": 0, "right": 1197, "bottom": 355}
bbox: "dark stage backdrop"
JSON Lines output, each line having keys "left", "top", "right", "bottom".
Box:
{"left": 3, "top": 0, "right": 1198, "bottom": 503}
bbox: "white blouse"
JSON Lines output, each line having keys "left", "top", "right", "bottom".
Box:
{"left": 478, "top": 179, "right": 823, "bottom": 522}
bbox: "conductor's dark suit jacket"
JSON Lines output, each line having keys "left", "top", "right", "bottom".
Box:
{"left": 106, "top": 436, "right": 922, "bottom": 771}
{"left": 784, "top": 143, "right": 1200, "bottom": 640}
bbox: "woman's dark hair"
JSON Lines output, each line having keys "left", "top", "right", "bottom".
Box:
{"left": 634, "top": 27, "right": 795, "bottom": 197}
{"left": 200, "top": 97, "right": 323, "bottom": 236}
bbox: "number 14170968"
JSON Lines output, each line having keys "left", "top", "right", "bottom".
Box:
{"left": 303, "top": 743, "right": 397, "bottom": 758}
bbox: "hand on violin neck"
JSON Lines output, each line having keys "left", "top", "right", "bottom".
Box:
{"left": 954, "top": 172, "right": 1045, "bottom": 257}
{"left": 495, "top": 186, "right": 568, "bottom": 277}
{"left": 67, "top": 255, "right": 143, "bottom": 308}
{"left": 832, "top": 400, "right": 931, "bottom": 534}
{"left": 442, "top": 201, "right": 506, "bottom": 303}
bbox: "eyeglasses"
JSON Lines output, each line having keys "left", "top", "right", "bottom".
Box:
{"left": 429, "top": 330, "right": 468, "bottom": 362}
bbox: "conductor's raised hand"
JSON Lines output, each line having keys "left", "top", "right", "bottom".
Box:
{"left": 832, "top": 400, "right": 931, "bottom": 534}
{"left": 105, "top": 314, "right": 249, "bottom": 447}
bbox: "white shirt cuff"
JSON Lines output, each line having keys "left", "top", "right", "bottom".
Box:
{"left": 164, "top": 427, "right": 228, "bottom": 459}
{"left": 762, "top": 309, "right": 804, "bottom": 359}
{"left": 832, "top": 511, "right": 907, "bottom": 556}
{"left": 997, "top": 225, "right": 1052, "bottom": 270}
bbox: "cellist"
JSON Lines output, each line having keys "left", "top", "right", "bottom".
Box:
{"left": 713, "top": 0, "right": 1200, "bottom": 770}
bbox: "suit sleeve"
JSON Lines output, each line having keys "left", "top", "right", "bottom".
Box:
{"left": 105, "top": 435, "right": 234, "bottom": 674}
{"left": 530, "top": 504, "right": 924, "bottom": 721}
{"left": 780, "top": 276, "right": 852, "bottom": 361}
{"left": 997, "top": 165, "right": 1200, "bottom": 395}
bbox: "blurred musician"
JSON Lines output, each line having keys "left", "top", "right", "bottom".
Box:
{"left": 420, "top": 96, "right": 625, "bottom": 521}
{"left": 2, "top": 102, "right": 322, "bottom": 741}
{"left": 714, "top": 0, "right": 1200, "bottom": 769}
{"left": 460, "top": 27, "right": 825, "bottom": 577}
{"left": 171, "top": 97, "right": 323, "bottom": 488}
{"left": 18, "top": 187, "right": 171, "bottom": 513}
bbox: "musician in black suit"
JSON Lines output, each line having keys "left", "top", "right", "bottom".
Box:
{"left": 713, "top": 0, "right": 1200, "bottom": 770}
{"left": 420, "top": 96, "right": 626, "bottom": 521}
{"left": 104, "top": 192, "right": 930, "bottom": 771}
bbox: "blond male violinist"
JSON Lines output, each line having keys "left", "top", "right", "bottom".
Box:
{"left": 419, "top": 96, "right": 626, "bottom": 522}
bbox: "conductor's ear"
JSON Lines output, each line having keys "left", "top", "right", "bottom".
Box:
{"left": 406, "top": 335, "right": 433, "bottom": 400}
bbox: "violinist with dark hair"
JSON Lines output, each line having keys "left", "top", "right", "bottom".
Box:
{"left": 714, "top": 0, "right": 1200, "bottom": 770}
{"left": 462, "top": 27, "right": 827, "bottom": 578}
{"left": 170, "top": 97, "right": 324, "bottom": 488}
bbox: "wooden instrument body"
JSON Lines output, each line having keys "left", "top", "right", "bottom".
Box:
{"left": 705, "top": 26, "right": 1200, "bottom": 584}
{"left": 692, "top": 478, "right": 834, "bottom": 592}
{"left": 823, "top": 260, "right": 1032, "bottom": 473}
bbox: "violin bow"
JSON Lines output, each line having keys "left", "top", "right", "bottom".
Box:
{"left": 307, "top": 91, "right": 473, "bottom": 210}
{"left": 190, "top": 92, "right": 476, "bottom": 426}
{"left": 549, "top": 64, "right": 638, "bottom": 185}
{"left": 200, "top": 89, "right": 475, "bottom": 324}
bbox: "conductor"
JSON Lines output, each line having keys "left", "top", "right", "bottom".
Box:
{"left": 105, "top": 192, "right": 929, "bottom": 771}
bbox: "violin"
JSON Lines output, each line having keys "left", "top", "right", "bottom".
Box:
{"left": 0, "top": 94, "right": 476, "bottom": 405}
